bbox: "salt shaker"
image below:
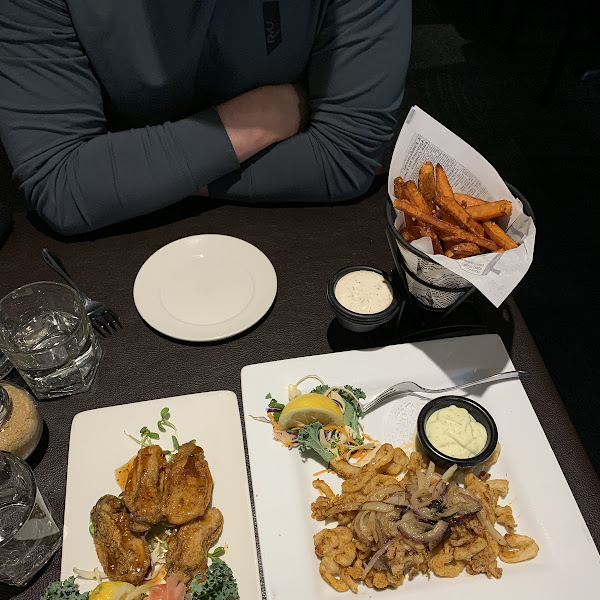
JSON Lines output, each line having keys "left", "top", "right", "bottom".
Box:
{"left": 0, "top": 382, "right": 43, "bottom": 459}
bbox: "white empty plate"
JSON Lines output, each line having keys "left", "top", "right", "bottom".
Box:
{"left": 133, "top": 235, "right": 277, "bottom": 341}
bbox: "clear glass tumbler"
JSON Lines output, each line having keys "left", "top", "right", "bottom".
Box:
{"left": 0, "top": 451, "right": 62, "bottom": 586}
{"left": 0, "top": 352, "right": 12, "bottom": 379}
{"left": 0, "top": 350, "right": 12, "bottom": 379}
{"left": 0, "top": 282, "right": 102, "bottom": 399}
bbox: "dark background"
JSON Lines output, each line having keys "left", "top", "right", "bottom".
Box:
{"left": 1, "top": 0, "right": 599, "bottom": 477}
{"left": 395, "top": 0, "right": 600, "bottom": 476}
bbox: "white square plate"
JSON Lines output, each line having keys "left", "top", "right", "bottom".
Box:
{"left": 61, "top": 391, "right": 262, "bottom": 597}
{"left": 241, "top": 334, "right": 600, "bottom": 598}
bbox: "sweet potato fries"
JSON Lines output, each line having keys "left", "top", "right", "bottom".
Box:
{"left": 393, "top": 163, "right": 520, "bottom": 258}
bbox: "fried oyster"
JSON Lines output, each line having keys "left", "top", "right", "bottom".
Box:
{"left": 122, "top": 444, "right": 166, "bottom": 533}
{"left": 162, "top": 441, "right": 213, "bottom": 525}
{"left": 90, "top": 494, "right": 151, "bottom": 585}
{"left": 166, "top": 507, "right": 224, "bottom": 585}
{"left": 91, "top": 439, "right": 221, "bottom": 587}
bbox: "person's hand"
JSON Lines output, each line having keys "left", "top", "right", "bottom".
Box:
{"left": 216, "top": 83, "right": 308, "bottom": 164}
{"left": 191, "top": 186, "right": 209, "bottom": 197}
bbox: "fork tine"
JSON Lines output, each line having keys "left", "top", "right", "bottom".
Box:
{"left": 92, "top": 320, "right": 107, "bottom": 338}
{"left": 99, "top": 314, "right": 115, "bottom": 335}
{"left": 363, "top": 389, "right": 406, "bottom": 413}
{"left": 94, "top": 315, "right": 113, "bottom": 336}
{"left": 102, "top": 311, "right": 118, "bottom": 332}
{"left": 106, "top": 308, "right": 122, "bottom": 329}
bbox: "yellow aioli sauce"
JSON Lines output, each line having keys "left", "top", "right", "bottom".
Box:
{"left": 335, "top": 270, "right": 393, "bottom": 314}
{"left": 425, "top": 404, "right": 487, "bottom": 459}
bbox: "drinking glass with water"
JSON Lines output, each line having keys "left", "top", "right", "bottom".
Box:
{"left": 0, "top": 282, "right": 102, "bottom": 399}
{"left": 0, "top": 451, "right": 62, "bottom": 586}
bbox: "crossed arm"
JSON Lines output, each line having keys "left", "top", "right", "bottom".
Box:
{"left": 0, "top": 0, "right": 411, "bottom": 235}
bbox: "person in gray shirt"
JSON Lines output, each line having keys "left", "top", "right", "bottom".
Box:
{"left": 0, "top": 1, "right": 411, "bottom": 235}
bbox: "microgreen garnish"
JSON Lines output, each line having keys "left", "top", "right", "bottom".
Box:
{"left": 157, "top": 407, "right": 177, "bottom": 433}
{"left": 125, "top": 407, "right": 181, "bottom": 454}
{"left": 139, "top": 426, "right": 160, "bottom": 446}
{"left": 208, "top": 546, "right": 226, "bottom": 559}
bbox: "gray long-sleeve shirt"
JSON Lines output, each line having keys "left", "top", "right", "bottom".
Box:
{"left": 0, "top": 0, "right": 411, "bottom": 235}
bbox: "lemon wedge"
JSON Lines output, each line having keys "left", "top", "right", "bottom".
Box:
{"left": 89, "top": 582, "right": 136, "bottom": 600}
{"left": 278, "top": 393, "right": 345, "bottom": 430}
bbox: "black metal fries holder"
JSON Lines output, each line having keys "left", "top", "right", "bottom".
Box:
{"left": 381, "top": 182, "right": 535, "bottom": 344}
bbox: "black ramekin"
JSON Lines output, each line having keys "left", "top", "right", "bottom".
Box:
{"left": 327, "top": 265, "right": 400, "bottom": 333}
{"left": 417, "top": 395, "right": 498, "bottom": 470}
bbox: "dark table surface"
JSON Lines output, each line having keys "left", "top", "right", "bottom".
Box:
{"left": 1, "top": 179, "right": 599, "bottom": 599}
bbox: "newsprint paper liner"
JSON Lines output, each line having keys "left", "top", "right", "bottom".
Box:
{"left": 388, "top": 106, "right": 536, "bottom": 309}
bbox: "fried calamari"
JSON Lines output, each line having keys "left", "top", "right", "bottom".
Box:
{"left": 312, "top": 447, "right": 538, "bottom": 593}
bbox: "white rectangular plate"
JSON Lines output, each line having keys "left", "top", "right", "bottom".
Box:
{"left": 61, "top": 391, "right": 262, "bottom": 597}
{"left": 241, "top": 334, "right": 600, "bottom": 598}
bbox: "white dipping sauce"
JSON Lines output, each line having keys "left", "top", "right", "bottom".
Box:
{"left": 425, "top": 404, "right": 487, "bottom": 459}
{"left": 335, "top": 270, "right": 393, "bottom": 314}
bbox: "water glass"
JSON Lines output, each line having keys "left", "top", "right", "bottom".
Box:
{"left": 0, "top": 451, "right": 62, "bottom": 586}
{"left": 0, "top": 282, "right": 102, "bottom": 399}
{"left": 0, "top": 350, "right": 12, "bottom": 379}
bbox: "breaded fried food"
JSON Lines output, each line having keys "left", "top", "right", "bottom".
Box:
{"left": 162, "top": 441, "right": 213, "bottom": 525}
{"left": 122, "top": 444, "right": 166, "bottom": 533}
{"left": 313, "top": 448, "right": 537, "bottom": 593}
{"left": 499, "top": 533, "right": 539, "bottom": 563}
{"left": 315, "top": 527, "right": 360, "bottom": 593}
{"left": 90, "top": 495, "right": 151, "bottom": 585}
{"left": 166, "top": 507, "right": 224, "bottom": 585}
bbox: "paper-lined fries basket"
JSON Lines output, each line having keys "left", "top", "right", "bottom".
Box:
{"left": 386, "top": 107, "right": 536, "bottom": 310}
{"left": 385, "top": 183, "right": 534, "bottom": 311}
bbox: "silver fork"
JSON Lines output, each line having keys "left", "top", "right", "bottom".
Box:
{"left": 362, "top": 370, "right": 528, "bottom": 414}
{"left": 42, "top": 248, "right": 122, "bottom": 337}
